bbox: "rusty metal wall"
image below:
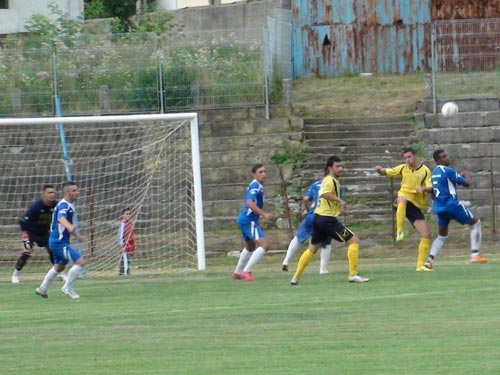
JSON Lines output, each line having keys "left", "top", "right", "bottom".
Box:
{"left": 292, "top": 0, "right": 499, "bottom": 77}
{"left": 431, "top": 0, "right": 500, "bottom": 20}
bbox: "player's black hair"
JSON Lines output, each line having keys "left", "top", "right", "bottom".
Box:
{"left": 324, "top": 155, "right": 341, "bottom": 173}
{"left": 42, "top": 184, "right": 54, "bottom": 191}
{"left": 401, "top": 147, "right": 416, "bottom": 155}
{"left": 251, "top": 163, "right": 264, "bottom": 173}
{"left": 62, "top": 181, "right": 76, "bottom": 189}
{"left": 122, "top": 207, "right": 131, "bottom": 214}
{"left": 433, "top": 149, "right": 445, "bottom": 162}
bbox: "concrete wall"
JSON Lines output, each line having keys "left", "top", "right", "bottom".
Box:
{"left": 0, "top": 0, "right": 83, "bottom": 34}
{"left": 171, "top": 0, "right": 284, "bottom": 34}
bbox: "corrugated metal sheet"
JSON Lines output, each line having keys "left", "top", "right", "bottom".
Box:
{"left": 431, "top": 0, "right": 500, "bottom": 20}
{"left": 292, "top": 0, "right": 499, "bottom": 77}
{"left": 293, "top": 23, "right": 431, "bottom": 76}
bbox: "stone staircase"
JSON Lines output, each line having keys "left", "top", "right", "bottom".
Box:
{"left": 302, "top": 116, "right": 419, "bottom": 222}
{"left": 198, "top": 105, "right": 302, "bottom": 231}
{"left": 418, "top": 98, "right": 500, "bottom": 219}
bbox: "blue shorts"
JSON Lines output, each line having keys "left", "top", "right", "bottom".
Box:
{"left": 49, "top": 241, "right": 82, "bottom": 265}
{"left": 436, "top": 203, "right": 474, "bottom": 227}
{"left": 238, "top": 220, "right": 265, "bottom": 242}
{"left": 296, "top": 214, "right": 331, "bottom": 247}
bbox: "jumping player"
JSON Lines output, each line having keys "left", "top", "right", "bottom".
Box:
{"left": 425, "top": 149, "right": 489, "bottom": 267}
{"left": 374, "top": 148, "right": 434, "bottom": 271}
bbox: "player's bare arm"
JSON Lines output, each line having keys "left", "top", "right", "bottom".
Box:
{"left": 374, "top": 166, "right": 386, "bottom": 175}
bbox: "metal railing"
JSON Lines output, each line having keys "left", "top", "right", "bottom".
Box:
{"left": 431, "top": 18, "right": 500, "bottom": 112}
{"left": 0, "top": 31, "right": 266, "bottom": 117}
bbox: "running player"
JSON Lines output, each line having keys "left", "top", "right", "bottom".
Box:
{"left": 281, "top": 178, "right": 333, "bottom": 274}
{"left": 291, "top": 155, "right": 369, "bottom": 285}
{"left": 35, "top": 181, "right": 87, "bottom": 299}
{"left": 425, "top": 149, "right": 489, "bottom": 267}
{"left": 232, "top": 164, "right": 274, "bottom": 282}
{"left": 374, "top": 148, "right": 434, "bottom": 271}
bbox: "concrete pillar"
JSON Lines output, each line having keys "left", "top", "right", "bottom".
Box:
{"left": 282, "top": 78, "right": 292, "bottom": 109}
{"left": 424, "top": 73, "right": 433, "bottom": 100}
{"left": 99, "top": 85, "right": 110, "bottom": 112}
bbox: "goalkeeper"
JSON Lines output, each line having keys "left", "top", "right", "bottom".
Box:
{"left": 12, "top": 185, "right": 58, "bottom": 284}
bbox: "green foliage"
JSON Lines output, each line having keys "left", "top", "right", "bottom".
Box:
{"left": 0, "top": 8, "right": 263, "bottom": 116}
{"left": 270, "top": 142, "right": 308, "bottom": 167}
{"left": 23, "top": 2, "right": 83, "bottom": 48}
{"left": 84, "top": 0, "right": 111, "bottom": 19}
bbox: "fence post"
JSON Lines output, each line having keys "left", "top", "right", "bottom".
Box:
{"left": 282, "top": 78, "right": 293, "bottom": 113}
{"left": 157, "top": 52, "right": 164, "bottom": 113}
{"left": 10, "top": 89, "right": 22, "bottom": 112}
{"left": 100, "top": 85, "right": 110, "bottom": 112}
{"left": 431, "top": 23, "right": 437, "bottom": 114}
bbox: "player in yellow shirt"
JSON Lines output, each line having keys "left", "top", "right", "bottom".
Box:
{"left": 374, "top": 147, "right": 433, "bottom": 271}
{"left": 290, "top": 155, "right": 369, "bottom": 285}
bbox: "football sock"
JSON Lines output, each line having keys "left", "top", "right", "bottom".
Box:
{"left": 234, "top": 248, "right": 251, "bottom": 274}
{"left": 396, "top": 202, "right": 406, "bottom": 234}
{"left": 122, "top": 253, "right": 129, "bottom": 275}
{"left": 283, "top": 236, "right": 300, "bottom": 266}
{"left": 292, "top": 249, "right": 314, "bottom": 280}
{"left": 63, "top": 264, "right": 83, "bottom": 289}
{"left": 347, "top": 243, "right": 359, "bottom": 276}
{"left": 243, "top": 247, "right": 266, "bottom": 272}
{"left": 15, "top": 252, "right": 31, "bottom": 271}
{"left": 429, "top": 235, "right": 447, "bottom": 258}
{"left": 417, "top": 238, "right": 431, "bottom": 268}
{"left": 40, "top": 266, "right": 59, "bottom": 290}
{"left": 470, "top": 219, "right": 482, "bottom": 252}
{"left": 319, "top": 245, "right": 332, "bottom": 272}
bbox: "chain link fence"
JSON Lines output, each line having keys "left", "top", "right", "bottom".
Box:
{"left": 0, "top": 31, "right": 265, "bottom": 117}
{"left": 431, "top": 18, "right": 500, "bottom": 111}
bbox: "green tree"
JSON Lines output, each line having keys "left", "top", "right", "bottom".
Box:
{"left": 23, "top": 2, "right": 82, "bottom": 47}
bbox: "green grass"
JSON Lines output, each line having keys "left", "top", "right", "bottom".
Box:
{"left": 1, "top": 251, "right": 499, "bottom": 375}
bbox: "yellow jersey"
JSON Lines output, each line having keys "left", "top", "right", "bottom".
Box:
{"left": 314, "top": 175, "right": 341, "bottom": 217}
{"left": 385, "top": 163, "right": 432, "bottom": 209}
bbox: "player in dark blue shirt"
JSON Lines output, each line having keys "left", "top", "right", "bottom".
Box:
{"left": 425, "top": 149, "right": 489, "bottom": 268}
{"left": 12, "top": 185, "right": 57, "bottom": 284}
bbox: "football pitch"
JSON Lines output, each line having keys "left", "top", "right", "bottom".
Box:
{"left": 1, "top": 252, "right": 499, "bottom": 375}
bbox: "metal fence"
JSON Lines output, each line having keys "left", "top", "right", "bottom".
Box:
{"left": 0, "top": 31, "right": 265, "bottom": 117}
{"left": 431, "top": 18, "right": 500, "bottom": 112}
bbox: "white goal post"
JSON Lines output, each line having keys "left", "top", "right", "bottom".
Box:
{"left": 0, "top": 113, "right": 206, "bottom": 275}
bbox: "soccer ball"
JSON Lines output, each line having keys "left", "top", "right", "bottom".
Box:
{"left": 441, "top": 102, "right": 459, "bottom": 117}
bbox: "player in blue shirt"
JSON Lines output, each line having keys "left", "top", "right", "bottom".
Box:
{"left": 281, "top": 178, "right": 333, "bottom": 274}
{"left": 35, "top": 182, "right": 88, "bottom": 299}
{"left": 232, "top": 164, "right": 273, "bottom": 282}
{"left": 11, "top": 185, "right": 57, "bottom": 283}
{"left": 425, "top": 149, "right": 489, "bottom": 268}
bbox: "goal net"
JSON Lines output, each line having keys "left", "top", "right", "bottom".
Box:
{"left": 0, "top": 113, "right": 205, "bottom": 277}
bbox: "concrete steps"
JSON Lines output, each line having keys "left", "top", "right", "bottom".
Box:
{"left": 418, "top": 100, "right": 500, "bottom": 216}
{"left": 301, "top": 116, "right": 419, "bottom": 222}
